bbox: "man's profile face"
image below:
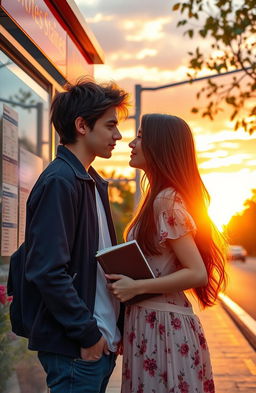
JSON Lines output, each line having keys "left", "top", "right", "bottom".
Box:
{"left": 85, "top": 107, "right": 122, "bottom": 159}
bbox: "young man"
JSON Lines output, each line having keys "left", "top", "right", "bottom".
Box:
{"left": 23, "top": 80, "right": 129, "bottom": 393}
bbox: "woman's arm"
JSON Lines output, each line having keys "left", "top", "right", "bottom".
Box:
{"left": 106, "top": 233, "right": 208, "bottom": 302}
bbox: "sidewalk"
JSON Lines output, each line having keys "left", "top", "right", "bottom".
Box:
{"left": 107, "top": 299, "right": 256, "bottom": 393}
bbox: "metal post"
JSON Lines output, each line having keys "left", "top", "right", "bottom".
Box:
{"left": 134, "top": 84, "right": 142, "bottom": 209}
{"left": 36, "top": 102, "right": 43, "bottom": 157}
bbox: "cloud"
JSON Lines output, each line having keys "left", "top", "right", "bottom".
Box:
{"left": 95, "top": 64, "right": 192, "bottom": 84}
{"left": 125, "top": 17, "right": 171, "bottom": 42}
{"left": 104, "top": 36, "right": 196, "bottom": 70}
{"left": 135, "top": 49, "right": 158, "bottom": 60}
{"left": 220, "top": 142, "right": 240, "bottom": 149}
{"left": 197, "top": 136, "right": 256, "bottom": 174}
{"left": 199, "top": 150, "right": 229, "bottom": 159}
{"left": 80, "top": 0, "right": 212, "bottom": 69}
{"left": 76, "top": 0, "right": 172, "bottom": 18}
{"left": 87, "top": 20, "right": 126, "bottom": 52}
{"left": 77, "top": 0, "right": 216, "bottom": 80}
{"left": 199, "top": 154, "right": 253, "bottom": 170}
{"left": 86, "top": 13, "right": 115, "bottom": 23}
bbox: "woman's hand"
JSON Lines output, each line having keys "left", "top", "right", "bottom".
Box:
{"left": 106, "top": 274, "right": 140, "bottom": 302}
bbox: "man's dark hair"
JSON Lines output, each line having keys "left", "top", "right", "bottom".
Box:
{"left": 50, "top": 77, "right": 129, "bottom": 144}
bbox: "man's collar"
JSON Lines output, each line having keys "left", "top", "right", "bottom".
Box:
{"left": 56, "top": 145, "right": 108, "bottom": 185}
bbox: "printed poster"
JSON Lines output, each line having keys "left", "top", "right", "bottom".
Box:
{"left": 1, "top": 104, "right": 18, "bottom": 256}
{"left": 18, "top": 147, "right": 43, "bottom": 245}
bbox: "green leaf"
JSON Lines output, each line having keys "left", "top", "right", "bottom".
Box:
{"left": 181, "top": 3, "right": 189, "bottom": 12}
{"left": 199, "top": 29, "right": 207, "bottom": 38}
{"left": 234, "top": 28, "right": 244, "bottom": 35}
{"left": 231, "top": 110, "right": 238, "bottom": 121}
{"left": 188, "top": 29, "right": 194, "bottom": 38}
{"left": 172, "top": 3, "right": 180, "bottom": 11}
{"left": 226, "top": 96, "right": 236, "bottom": 106}
{"left": 177, "top": 19, "right": 188, "bottom": 27}
{"left": 249, "top": 106, "right": 256, "bottom": 116}
{"left": 171, "top": 0, "right": 255, "bottom": 134}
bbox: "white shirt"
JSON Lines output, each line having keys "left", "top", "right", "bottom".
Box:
{"left": 93, "top": 187, "right": 121, "bottom": 352}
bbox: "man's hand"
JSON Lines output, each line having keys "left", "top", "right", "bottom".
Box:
{"left": 80, "top": 336, "right": 109, "bottom": 361}
{"left": 116, "top": 340, "right": 123, "bottom": 356}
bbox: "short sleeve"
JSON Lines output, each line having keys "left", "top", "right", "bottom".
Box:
{"left": 155, "top": 190, "right": 197, "bottom": 247}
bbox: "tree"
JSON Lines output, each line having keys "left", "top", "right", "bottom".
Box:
{"left": 172, "top": 0, "right": 256, "bottom": 134}
{"left": 9, "top": 88, "right": 36, "bottom": 112}
{"left": 0, "top": 286, "right": 14, "bottom": 393}
{"left": 227, "top": 189, "right": 256, "bottom": 255}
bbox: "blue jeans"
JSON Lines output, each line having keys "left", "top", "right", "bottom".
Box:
{"left": 38, "top": 351, "right": 116, "bottom": 393}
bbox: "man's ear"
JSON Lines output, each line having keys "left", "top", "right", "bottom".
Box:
{"left": 74, "top": 116, "right": 90, "bottom": 136}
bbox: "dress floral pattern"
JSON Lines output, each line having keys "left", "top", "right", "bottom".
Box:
{"left": 121, "top": 188, "right": 215, "bottom": 393}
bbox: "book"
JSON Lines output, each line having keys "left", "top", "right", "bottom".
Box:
{"left": 96, "top": 240, "right": 157, "bottom": 304}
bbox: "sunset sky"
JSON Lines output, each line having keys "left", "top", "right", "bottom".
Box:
{"left": 75, "top": 0, "right": 256, "bottom": 229}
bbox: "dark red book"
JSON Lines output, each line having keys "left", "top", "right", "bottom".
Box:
{"left": 96, "top": 240, "right": 156, "bottom": 304}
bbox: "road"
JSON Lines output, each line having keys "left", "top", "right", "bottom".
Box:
{"left": 225, "top": 256, "right": 256, "bottom": 320}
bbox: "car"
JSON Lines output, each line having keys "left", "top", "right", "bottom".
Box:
{"left": 227, "top": 245, "right": 247, "bottom": 262}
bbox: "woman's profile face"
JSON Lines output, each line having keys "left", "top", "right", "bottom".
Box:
{"left": 128, "top": 127, "right": 147, "bottom": 170}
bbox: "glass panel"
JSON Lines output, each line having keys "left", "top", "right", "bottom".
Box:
{"left": 0, "top": 50, "right": 50, "bottom": 393}
{"left": 0, "top": 50, "right": 50, "bottom": 166}
{"left": 0, "top": 50, "right": 51, "bottom": 263}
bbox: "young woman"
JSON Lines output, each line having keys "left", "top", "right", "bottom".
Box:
{"left": 107, "top": 114, "right": 226, "bottom": 393}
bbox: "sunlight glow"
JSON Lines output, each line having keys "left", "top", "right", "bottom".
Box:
{"left": 203, "top": 170, "right": 255, "bottom": 230}
{"left": 92, "top": 160, "right": 256, "bottom": 231}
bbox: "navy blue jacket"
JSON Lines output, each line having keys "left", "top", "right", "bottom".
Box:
{"left": 24, "top": 145, "right": 118, "bottom": 357}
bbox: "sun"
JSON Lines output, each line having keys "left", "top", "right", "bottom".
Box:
{"left": 202, "top": 171, "right": 253, "bottom": 231}
{"left": 208, "top": 202, "right": 240, "bottom": 231}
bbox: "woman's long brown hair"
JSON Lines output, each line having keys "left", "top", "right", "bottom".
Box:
{"left": 125, "top": 114, "right": 227, "bottom": 308}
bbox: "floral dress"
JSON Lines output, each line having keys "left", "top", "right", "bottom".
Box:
{"left": 121, "top": 188, "right": 215, "bottom": 393}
